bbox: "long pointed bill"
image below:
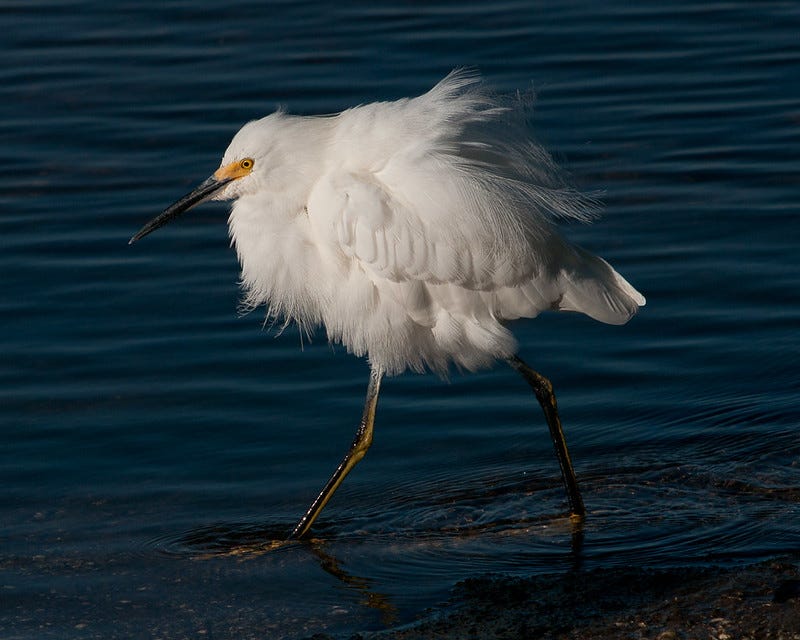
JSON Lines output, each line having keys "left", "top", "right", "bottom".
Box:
{"left": 129, "top": 174, "right": 233, "bottom": 244}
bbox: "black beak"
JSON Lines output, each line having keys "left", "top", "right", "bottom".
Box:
{"left": 129, "top": 174, "right": 233, "bottom": 244}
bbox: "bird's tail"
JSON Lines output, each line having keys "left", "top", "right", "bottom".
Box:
{"left": 557, "top": 245, "right": 645, "bottom": 325}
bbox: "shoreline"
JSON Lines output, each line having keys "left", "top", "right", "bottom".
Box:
{"left": 314, "top": 557, "right": 800, "bottom": 639}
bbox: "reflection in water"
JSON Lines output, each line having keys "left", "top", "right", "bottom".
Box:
{"left": 309, "top": 541, "right": 398, "bottom": 625}
{"left": 163, "top": 521, "right": 400, "bottom": 619}
{"left": 156, "top": 511, "right": 587, "bottom": 625}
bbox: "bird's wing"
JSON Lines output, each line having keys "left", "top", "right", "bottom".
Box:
{"left": 307, "top": 168, "right": 534, "bottom": 290}
{"left": 307, "top": 168, "right": 643, "bottom": 326}
{"left": 305, "top": 69, "right": 644, "bottom": 325}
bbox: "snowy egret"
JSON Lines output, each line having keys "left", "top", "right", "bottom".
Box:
{"left": 131, "top": 70, "right": 644, "bottom": 540}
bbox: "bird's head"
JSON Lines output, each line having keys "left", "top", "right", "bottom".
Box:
{"left": 129, "top": 115, "right": 285, "bottom": 245}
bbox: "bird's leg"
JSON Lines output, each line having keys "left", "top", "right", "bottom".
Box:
{"left": 507, "top": 355, "right": 586, "bottom": 519}
{"left": 288, "top": 366, "right": 384, "bottom": 540}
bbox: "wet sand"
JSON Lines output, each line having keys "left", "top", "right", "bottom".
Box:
{"left": 314, "top": 557, "right": 800, "bottom": 639}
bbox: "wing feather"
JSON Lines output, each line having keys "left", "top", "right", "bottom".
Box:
{"left": 306, "top": 70, "right": 644, "bottom": 327}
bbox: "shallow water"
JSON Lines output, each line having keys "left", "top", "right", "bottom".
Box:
{"left": 1, "top": 1, "right": 799, "bottom": 638}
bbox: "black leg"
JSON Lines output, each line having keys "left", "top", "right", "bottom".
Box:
{"left": 288, "top": 366, "right": 384, "bottom": 540}
{"left": 507, "top": 355, "right": 586, "bottom": 518}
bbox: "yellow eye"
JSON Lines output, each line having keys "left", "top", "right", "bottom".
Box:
{"left": 240, "top": 158, "right": 254, "bottom": 170}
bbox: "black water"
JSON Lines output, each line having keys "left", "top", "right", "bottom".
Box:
{"left": 2, "top": 1, "right": 799, "bottom": 638}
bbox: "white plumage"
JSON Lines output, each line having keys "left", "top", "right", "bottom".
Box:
{"left": 220, "top": 70, "right": 643, "bottom": 376}
{"left": 131, "top": 70, "right": 644, "bottom": 539}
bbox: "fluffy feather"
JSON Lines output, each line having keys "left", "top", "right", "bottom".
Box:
{"left": 223, "top": 70, "right": 644, "bottom": 375}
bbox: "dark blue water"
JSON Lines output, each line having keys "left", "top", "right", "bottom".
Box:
{"left": 2, "top": 1, "right": 799, "bottom": 637}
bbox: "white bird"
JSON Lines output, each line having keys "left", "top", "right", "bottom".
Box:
{"left": 131, "top": 70, "right": 645, "bottom": 540}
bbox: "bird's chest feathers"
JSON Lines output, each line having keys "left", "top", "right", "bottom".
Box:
{"left": 228, "top": 194, "right": 326, "bottom": 323}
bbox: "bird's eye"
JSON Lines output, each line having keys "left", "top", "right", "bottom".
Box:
{"left": 240, "top": 158, "right": 254, "bottom": 170}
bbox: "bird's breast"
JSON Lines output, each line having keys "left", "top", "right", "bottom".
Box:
{"left": 227, "top": 195, "right": 329, "bottom": 327}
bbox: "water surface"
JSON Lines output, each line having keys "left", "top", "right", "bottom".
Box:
{"left": 1, "top": 1, "right": 799, "bottom": 638}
